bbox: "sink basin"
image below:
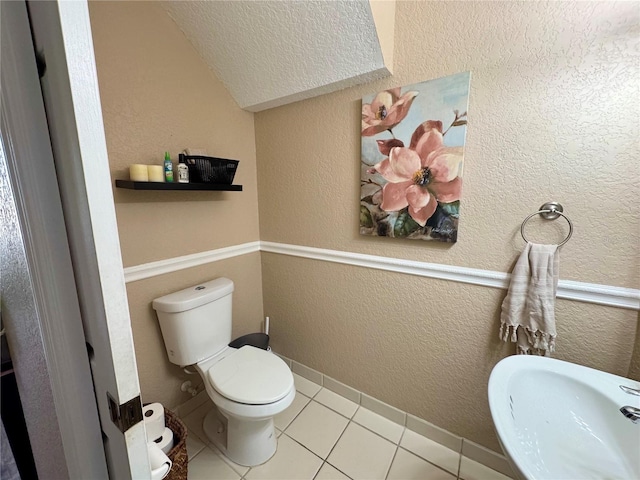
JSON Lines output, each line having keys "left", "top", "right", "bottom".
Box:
{"left": 489, "top": 355, "right": 640, "bottom": 480}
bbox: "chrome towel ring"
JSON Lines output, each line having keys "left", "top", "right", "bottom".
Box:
{"left": 520, "top": 201, "right": 573, "bottom": 247}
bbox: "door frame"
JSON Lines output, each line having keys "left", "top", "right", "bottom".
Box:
{"left": 1, "top": 1, "right": 108, "bottom": 478}
{"left": 2, "top": 0, "right": 150, "bottom": 477}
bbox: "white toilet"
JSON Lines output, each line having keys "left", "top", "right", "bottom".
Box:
{"left": 152, "top": 278, "right": 295, "bottom": 466}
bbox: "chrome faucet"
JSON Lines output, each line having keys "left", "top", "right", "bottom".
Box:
{"left": 620, "top": 385, "right": 640, "bottom": 396}
{"left": 620, "top": 406, "right": 640, "bottom": 424}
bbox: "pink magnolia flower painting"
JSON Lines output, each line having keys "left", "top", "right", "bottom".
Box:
{"left": 361, "top": 72, "right": 471, "bottom": 242}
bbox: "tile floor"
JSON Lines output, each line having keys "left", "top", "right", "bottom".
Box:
{"left": 182, "top": 374, "right": 513, "bottom": 480}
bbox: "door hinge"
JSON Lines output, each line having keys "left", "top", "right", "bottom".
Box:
{"left": 35, "top": 49, "right": 47, "bottom": 78}
{"left": 107, "top": 393, "right": 143, "bottom": 433}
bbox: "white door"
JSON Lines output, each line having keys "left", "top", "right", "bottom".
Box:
{"left": 1, "top": 1, "right": 150, "bottom": 478}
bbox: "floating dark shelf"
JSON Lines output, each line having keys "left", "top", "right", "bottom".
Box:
{"left": 115, "top": 180, "right": 242, "bottom": 191}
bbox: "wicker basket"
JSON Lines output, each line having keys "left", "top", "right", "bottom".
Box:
{"left": 183, "top": 155, "right": 239, "bottom": 184}
{"left": 164, "top": 410, "right": 188, "bottom": 480}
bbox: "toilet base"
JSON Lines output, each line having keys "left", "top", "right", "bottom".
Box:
{"left": 203, "top": 407, "right": 278, "bottom": 467}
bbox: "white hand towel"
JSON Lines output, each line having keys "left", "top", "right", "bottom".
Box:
{"left": 500, "top": 242, "right": 559, "bottom": 356}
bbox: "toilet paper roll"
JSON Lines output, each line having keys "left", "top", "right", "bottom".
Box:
{"left": 152, "top": 427, "right": 174, "bottom": 455}
{"left": 143, "top": 403, "right": 165, "bottom": 441}
{"left": 129, "top": 164, "right": 149, "bottom": 182}
{"left": 152, "top": 463, "right": 170, "bottom": 480}
{"left": 147, "top": 165, "right": 164, "bottom": 182}
{"left": 147, "top": 442, "right": 172, "bottom": 480}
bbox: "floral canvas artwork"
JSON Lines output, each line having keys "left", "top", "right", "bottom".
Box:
{"left": 360, "top": 72, "right": 470, "bottom": 243}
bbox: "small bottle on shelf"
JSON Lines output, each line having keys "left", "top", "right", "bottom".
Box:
{"left": 177, "top": 154, "right": 189, "bottom": 184}
{"left": 164, "top": 151, "right": 174, "bottom": 182}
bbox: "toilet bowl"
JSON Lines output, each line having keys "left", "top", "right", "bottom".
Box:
{"left": 196, "top": 345, "right": 295, "bottom": 466}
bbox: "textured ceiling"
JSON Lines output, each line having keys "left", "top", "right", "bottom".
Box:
{"left": 162, "top": 1, "right": 392, "bottom": 112}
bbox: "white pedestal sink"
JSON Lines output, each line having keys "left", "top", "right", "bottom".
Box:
{"left": 489, "top": 356, "right": 640, "bottom": 480}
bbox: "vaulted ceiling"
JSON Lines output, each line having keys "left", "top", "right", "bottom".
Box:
{"left": 162, "top": 1, "right": 395, "bottom": 112}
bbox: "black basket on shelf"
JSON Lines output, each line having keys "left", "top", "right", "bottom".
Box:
{"left": 182, "top": 155, "right": 239, "bottom": 185}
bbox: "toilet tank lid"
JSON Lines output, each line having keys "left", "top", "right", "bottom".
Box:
{"left": 152, "top": 278, "right": 234, "bottom": 313}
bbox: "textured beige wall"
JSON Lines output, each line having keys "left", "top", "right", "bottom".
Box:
{"left": 90, "top": 1, "right": 259, "bottom": 267}
{"left": 255, "top": 1, "right": 640, "bottom": 451}
{"left": 89, "top": 2, "right": 263, "bottom": 407}
{"left": 256, "top": 1, "right": 639, "bottom": 288}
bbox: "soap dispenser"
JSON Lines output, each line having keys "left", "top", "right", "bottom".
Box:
{"left": 177, "top": 154, "right": 189, "bottom": 183}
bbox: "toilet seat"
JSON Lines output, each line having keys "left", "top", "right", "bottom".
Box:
{"left": 207, "top": 346, "right": 293, "bottom": 405}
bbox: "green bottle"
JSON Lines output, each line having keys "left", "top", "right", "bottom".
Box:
{"left": 164, "top": 151, "right": 173, "bottom": 182}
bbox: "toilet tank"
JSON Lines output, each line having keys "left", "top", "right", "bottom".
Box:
{"left": 152, "top": 278, "right": 234, "bottom": 366}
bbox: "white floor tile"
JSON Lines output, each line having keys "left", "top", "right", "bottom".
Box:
{"left": 177, "top": 373, "right": 509, "bottom": 480}
{"left": 294, "top": 373, "right": 322, "bottom": 398}
{"left": 184, "top": 404, "right": 250, "bottom": 477}
{"left": 400, "top": 429, "right": 460, "bottom": 476}
{"left": 315, "top": 462, "right": 351, "bottom": 480}
{"left": 245, "top": 434, "right": 323, "bottom": 480}
{"left": 207, "top": 443, "right": 251, "bottom": 478}
{"left": 285, "top": 401, "right": 349, "bottom": 458}
{"left": 274, "top": 391, "right": 311, "bottom": 431}
{"left": 352, "top": 407, "right": 404, "bottom": 444}
{"left": 459, "top": 457, "right": 513, "bottom": 480}
{"left": 187, "top": 446, "right": 240, "bottom": 480}
{"left": 182, "top": 401, "right": 215, "bottom": 443}
{"left": 387, "top": 448, "right": 455, "bottom": 480}
{"left": 327, "top": 423, "right": 396, "bottom": 480}
{"left": 186, "top": 432, "right": 206, "bottom": 461}
{"left": 314, "top": 388, "right": 359, "bottom": 419}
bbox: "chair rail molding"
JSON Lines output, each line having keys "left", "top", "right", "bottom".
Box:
{"left": 123, "top": 241, "right": 640, "bottom": 311}
{"left": 123, "top": 241, "right": 261, "bottom": 283}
